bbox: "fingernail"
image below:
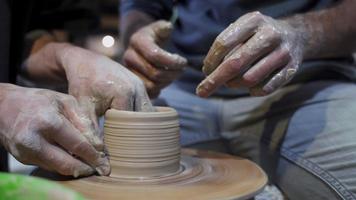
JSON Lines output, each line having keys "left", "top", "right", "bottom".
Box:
{"left": 196, "top": 83, "right": 207, "bottom": 97}
{"left": 95, "top": 167, "right": 104, "bottom": 176}
{"left": 74, "top": 165, "right": 94, "bottom": 178}
{"left": 202, "top": 65, "right": 207, "bottom": 74}
{"left": 99, "top": 152, "right": 106, "bottom": 158}
{"left": 177, "top": 56, "right": 187, "bottom": 65}
{"left": 96, "top": 164, "right": 111, "bottom": 176}
{"left": 96, "top": 157, "right": 111, "bottom": 176}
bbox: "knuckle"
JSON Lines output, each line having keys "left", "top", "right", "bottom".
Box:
{"left": 280, "top": 46, "right": 293, "bottom": 60}
{"left": 11, "top": 133, "right": 40, "bottom": 164}
{"left": 242, "top": 74, "right": 259, "bottom": 87}
{"left": 122, "top": 48, "right": 137, "bottom": 67}
{"left": 280, "top": 46, "right": 291, "bottom": 57}
{"left": 150, "top": 70, "right": 165, "bottom": 81}
{"left": 146, "top": 48, "right": 160, "bottom": 60}
{"left": 215, "top": 37, "right": 227, "bottom": 49}
{"left": 129, "top": 32, "right": 140, "bottom": 45}
{"left": 120, "top": 84, "right": 136, "bottom": 97}
{"left": 62, "top": 95, "right": 77, "bottom": 105}
{"left": 145, "top": 80, "right": 156, "bottom": 91}
{"left": 56, "top": 162, "right": 74, "bottom": 176}
{"left": 249, "top": 11, "right": 264, "bottom": 21}
{"left": 261, "top": 25, "right": 280, "bottom": 41}
{"left": 252, "top": 11, "right": 263, "bottom": 17}
{"left": 12, "top": 134, "right": 29, "bottom": 152}
{"left": 122, "top": 51, "right": 131, "bottom": 64}
{"left": 71, "top": 140, "right": 90, "bottom": 155}
{"left": 37, "top": 112, "right": 62, "bottom": 130}
{"left": 262, "top": 25, "right": 274, "bottom": 34}
{"left": 226, "top": 58, "right": 243, "bottom": 73}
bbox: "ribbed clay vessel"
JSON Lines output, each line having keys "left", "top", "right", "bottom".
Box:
{"left": 104, "top": 107, "right": 181, "bottom": 178}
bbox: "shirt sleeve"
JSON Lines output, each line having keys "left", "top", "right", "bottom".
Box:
{"left": 120, "top": 0, "right": 174, "bottom": 20}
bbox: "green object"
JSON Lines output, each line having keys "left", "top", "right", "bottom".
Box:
{"left": 0, "top": 172, "right": 85, "bottom": 200}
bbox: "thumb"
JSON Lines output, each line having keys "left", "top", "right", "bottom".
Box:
{"left": 150, "top": 20, "right": 173, "bottom": 42}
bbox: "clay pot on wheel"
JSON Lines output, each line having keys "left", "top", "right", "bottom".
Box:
{"left": 104, "top": 107, "right": 181, "bottom": 178}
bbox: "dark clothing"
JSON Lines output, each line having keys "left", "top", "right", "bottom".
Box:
{"left": 0, "top": 0, "right": 11, "bottom": 83}
{"left": 121, "top": 0, "right": 356, "bottom": 97}
{"left": 0, "top": 0, "right": 11, "bottom": 172}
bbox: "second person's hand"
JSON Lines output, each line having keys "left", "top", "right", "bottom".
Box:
{"left": 196, "top": 11, "right": 306, "bottom": 97}
{"left": 122, "top": 20, "right": 187, "bottom": 98}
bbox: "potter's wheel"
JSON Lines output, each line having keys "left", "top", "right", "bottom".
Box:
{"left": 34, "top": 149, "right": 267, "bottom": 200}
{"left": 34, "top": 107, "right": 267, "bottom": 199}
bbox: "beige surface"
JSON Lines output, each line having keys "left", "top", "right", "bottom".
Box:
{"left": 60, "top": 149, "right": 267, "bottom": 200}
{"left": 35, "top": 107, "right": 268, "bottom": 199}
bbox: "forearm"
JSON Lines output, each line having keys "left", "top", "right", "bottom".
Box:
{"left": 0, "top": 83, "right": 19, "bottom": 149}
{"left": 285, "top": 0, "right": 356, "bottom": 59}
{"left": 24, "top": 42, "right": 71, "bottom": 84}
{"left": 0, "top": 83, "right": 17, "bottom": 103}
{"left": 120, "top": 10, "right": 155, "bottom": 49}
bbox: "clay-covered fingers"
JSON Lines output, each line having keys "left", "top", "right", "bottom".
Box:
{"left": 198, "top": 11, "right": 304, "bottom": 97}
{"left": 124, "top": 48, "right": 182, "bottom": 98}
{"left": 48, "top": 115, "right": 110, "bottom": 176}
{"left": 46, "top": 94, "right": 110, "bottom": 175}
{"left": 35, "top": 140, "right": 95, "bottom": 177}
{"left": 150, "top": 20, "right": 173, "bottom": 40}
{"left": 129, "top": 20, "right": 187, "bottom": 70}
{"left": 133, "top": 80, "right": 156, "bottom": 112}
{"left": 109, "top": 74, "right": 154, "bottom": 112}
{"left": 250, "top": 63, "right": 297, "bottom": 96}
{"left": 196, "top": 29, "right": 281, "bottom": 97}
{"left": 124, "top": 48, "right": 182, "bottom": 83}
{"left": 202, "top": 11, "right": 265, "bottom": 75}
{"left": 58, "top": 95, "right": 103, "bottom": 151}
{"left": 130, "top": 70, "right": 161, "bottom": 98}
{"left": 226, "top": 46, "right": 291, "bottom": 88}
{"left": 123, "top": 20, "right": 187, "bottom": 99}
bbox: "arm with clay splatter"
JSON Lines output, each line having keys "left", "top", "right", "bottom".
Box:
{"left": 196, "top": 0, "right": 356, "bottom": 97}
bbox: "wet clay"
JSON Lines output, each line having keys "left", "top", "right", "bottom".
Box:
{"left": 104, "top": 107, "right": 181, "bottom": 178}
{"left": 36, "top": 107, "right": 267, "bottom": 200}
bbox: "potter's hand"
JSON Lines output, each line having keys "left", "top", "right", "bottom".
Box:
{"left": 25, "top": 42, "right": 153, "bottom": 174}
{"left": 57, "top": 44, "right": 154, "bottom": 114}
{"left": 41, "top": 43, "right": 154, "bottom": 141}
{"left": 123, "top": 20, "right": 187, "bottom": 98}
{"left": 0, "top": 84, "right": 110, "bottom": 177}
{"left": 197, "top": 12, "right": 305, "bottom": 97}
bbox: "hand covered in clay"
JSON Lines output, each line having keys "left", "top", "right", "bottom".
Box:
{"left": 54, "top": 44, "right": 154, "bottom": 132}
{"left": 196, "top": 11, "right": 305, "bottom": 97}
{"left": 123, "top": 20, "right": 187, "bottom": 98}
{"left": 0, "top": 84, "right": 109, "bottom": 177}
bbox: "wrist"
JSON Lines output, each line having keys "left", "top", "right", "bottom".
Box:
{"left": 0, "top": 83, "right": 19, "bottom": 102}
{"left": 52, "top": 42, "right": 75, "bottom": 71}
{"left": 0, "top": 83, "right": 21, "bottom": 149}
{"left": 25, "top": 42, "right": 72, "bottom": 83}
{"left": 281, "top": 16, "right": 312, "bottom": 60}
